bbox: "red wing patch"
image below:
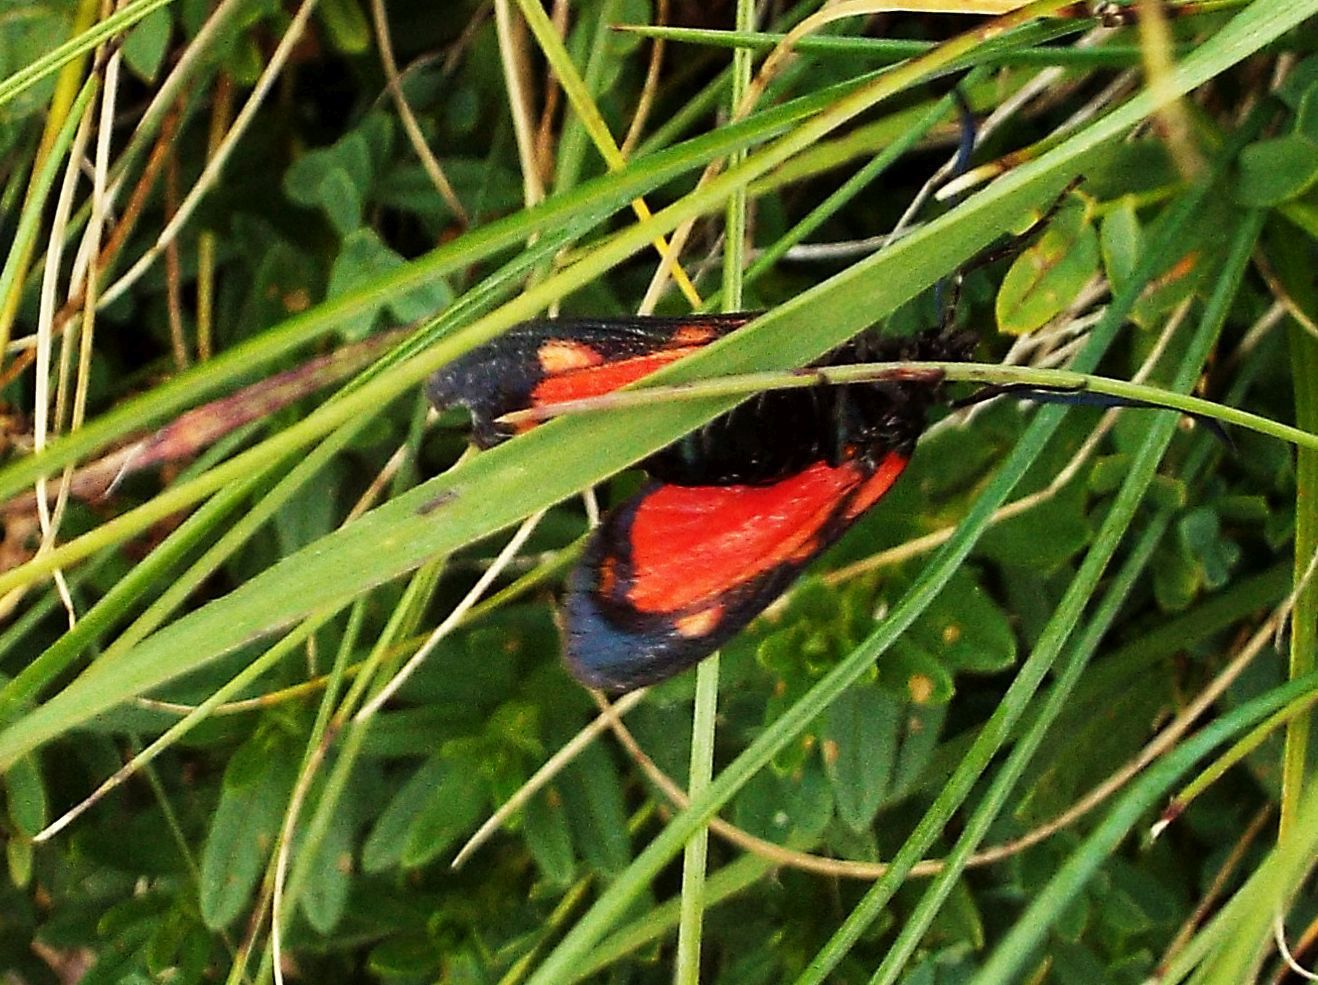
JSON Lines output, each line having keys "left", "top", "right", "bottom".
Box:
{"left": 426, "top": 315, "right": 749, "bottom": 448}
{"left": 624, "top": 460, "right": 876, "bottom": 613}
{"left": 530, "top": 346, "right": 706, "bottom": 407}
{"left": 563, "top": 452, "right": 910, "bottom": 693}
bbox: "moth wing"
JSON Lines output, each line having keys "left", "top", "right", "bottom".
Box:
{"left": 426, "top": 315, "right": 750, "bottom": 447}
{"left": 564, "top": 454, "right": 909, "bottom": 692}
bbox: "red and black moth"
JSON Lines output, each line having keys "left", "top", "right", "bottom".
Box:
{"left": 427, "top": 316, "right": 973, "bottom": 694}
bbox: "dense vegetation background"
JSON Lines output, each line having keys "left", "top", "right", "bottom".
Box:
{"left": 0, "top": 0, "right": 1317, "bottom": 982}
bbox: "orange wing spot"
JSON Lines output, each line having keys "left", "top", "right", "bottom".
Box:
{"left": 674, "top": 604, "right": 723, "bottom": 639}
{"left": 597, "top": 556, "right": 618, "bottom": 596}
{"left": 669, "top": 325, "right": 719, "bottom": 346}
{"left": 538, "top": 340, "right": 605, "bottom": 374}
{"left": 532, "top": 347, "right": 703, "bottom": 405}
{"left": 844, "top": 453, "right": 909, "bottom": 519}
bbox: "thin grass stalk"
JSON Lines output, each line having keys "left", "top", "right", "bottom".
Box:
{"left": 550, "top": 0, "right": 622, "bottom": 190}
{"left": 516, "top": 0, "right": 703, "bottom": 307}
{"left": 617, "top": 23, "right": 1200, "bottom": 68}
{"left": 502, "top": 361, "right": 1318, "bottom": 451}
{"left": 1280, "top": 320, "right": 1318, "bottom": 837}
{"left": 0, "top": 78, "right": 98, "bottom": 362}
{"left": 674, "top": 0, "right": 756, "bottom": 976}
{"left": 268, "top": 602, "right": 369, "bottom": 983}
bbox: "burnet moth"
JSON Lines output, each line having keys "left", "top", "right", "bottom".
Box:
{"left": 427, "top": 316, "right": 973, "bottom": 693}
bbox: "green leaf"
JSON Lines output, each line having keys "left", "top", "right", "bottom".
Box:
{"left": 783, "top": 760, "right": 834, "bottom": 842}
{"left": 226, "top": 33, "right": 264, "bottom": 86}
{"left": 1052, "top": 940, "right": 1106, "bottom": 984}
{"left": 1128, "top": 217, "right": 1218, "bottom": 330}
{"left": 977, "top": 467, "right": 1091, "bottom": 572}
{"left": 3, "top": 753, "right": 46, "bottom": 835}
{"left": 732, "top": 769, "right": 785, "bottom": 844}
{"left": 326, "top": 229, "right": 453, "bottom": 338}
{"left": 377, "top": 158, "right": 522, "bottom": 225}
{"left": 167, "top": 925, "right": 211, "bottom": 985}
{"left": 1152, "top": 538, "right": 1202, "bottom": 611}
{"left": 317, "top": 0, "right": 369, "bottom": 53}
{"left": 910, "top": 568, "right": 1018, "bottom": 674}
{"left": 1177, "top": 506, "right": 1240, "bottom": 590}
{"left": 1297, "top": 82, "right": 1318, "bottom": 143}
{"left": 1088, "top": 453, "right": 1129, "bottom": 494}
{"left": 821, "top": 685, "right": 900, "bottom": 832}
{"left": 144, "top": 907, "right": 192, "bottom": 978}
{"left": 522, "top": 786, "right": 576, "bottom": 888}
{"left": 198, "top": 732, "right": 297, "bottom": 928}
{"left": 996, "top": 201, "right": 1101, "bottom": 335}
{"left": 890, "top": 702, "right": 946, "bottom": 797}
{"left": 0, "top": 6, "right": 71, "bottom": 126}
{"left": 122, "top": 5, "right": 171, "bottom": 82}
{"left": 284, "top": 128, "right": 381, "bottom": 234}
{"left": 6, "top": 835, "right": 31, "bottom": 888}
{"left": 1017, "top": 672, "right": 1171, "bottom": 824}
{"left": 321, "top": 167, "right": 364, "bottom": 237}
{"left": 275, "top": 458, "right": 343, "bottom": 554}
{"left": 559, "top": 741, "right": 631, "bottom": 878}
{"left": 400, "top": 758, "right": 485, "bottom": 867}
{"left": 361, "top": 754, "right": 450, "bottom": 872}
{"left": 880, "top": 637, "right": 954, "bottom": 706}
{"left": 1277, "top": 54, "right": 1318, "bottom": 108}
{"left": 1100, "top": 199, "right": 1142, "bottom": 291}
{"left": 298, "top": 783, "right": 355, "bottom": 933}
{"left": 927, "top": 878, "right": 985, "bottom": 950}
{"left": 232, "top": 237, "right": 321, "bottom": 341}
{"left": 1235, "top": 134, "right": 1318, "bottom": 205}
{"left": 1215, "top": 494, "right": 1270, "bottom": 523}
{"left": 368, "top": 934, "right": 443, "bottom": 978}
{"left": 734, "top": 760, "right": 832, "bottom": 844}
